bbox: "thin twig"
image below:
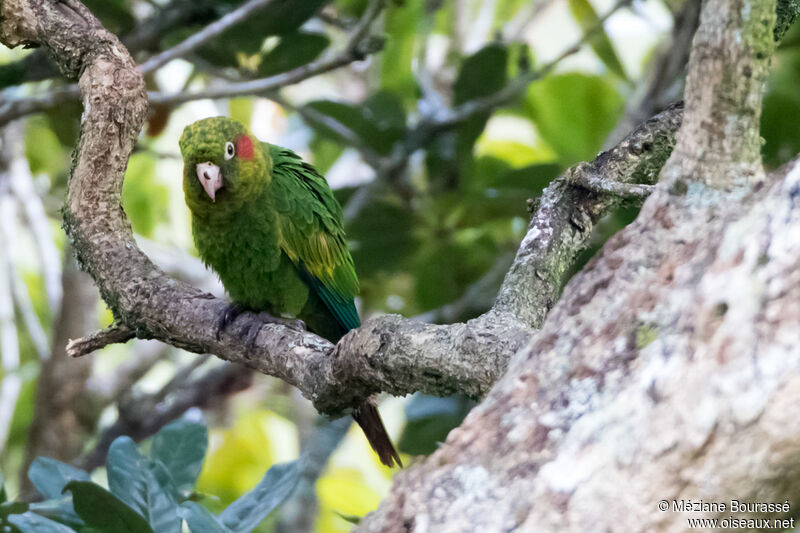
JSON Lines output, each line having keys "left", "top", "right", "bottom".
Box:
{"left": 567, "top": 165, "right": 656, "bottom": 201}
{"left": 344, "top": 0, "right": 385, "bottom": 54}
{"left": 151, "top": 354, "right": 211, "bottom": 405}
{"left": 277, "top": 416, "right": 352, "bottom": 532}
{"left": 137, "top": 0, "right": 277, "bottom": 75}
{"left": 1, "top": 121, "right": 53, "bottom": 359}
{"left": 317, "top": 9, "right": 357, "bottom": 31}
{"left": 66, "top": 323, "right": 136, "bottom": 358}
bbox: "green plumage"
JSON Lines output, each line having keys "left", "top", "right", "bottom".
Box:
{"left": 179, "top": 117, "right": 401, "bottom": 467}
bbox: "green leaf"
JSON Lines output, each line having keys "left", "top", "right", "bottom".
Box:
{"left": 346, "top": 198, "right": 418, "bottom": 276}
{"left": 567, "top": 0, "right": 627, "bottom": 80}
{"left": 62, "top": 481, "right": 154, "bottom": 533}
{"left": 761, "top": 49, "right": 800, "bottom": 167}
{"left": 150, "top": 419, "right": 208, "bottom": 494}
{"left": 82, "top": 0, "right": 135, "bottom": 35}
{"left": 426, "top": 43, "right": 509, "bottom": 182}
{"left": 8, "top": 512, "right": 76, "bottom": 533}
{"left": 0, "top": 61, "right": 26, "bottom": 90}
{"left": 309, "top": 135, "right": 344, "bottom": 175}
{"left": 25, "top": 117, "right": 68, "bottom": 178}
{"left": 307, "top": 90, "right": 406, "bottom": 155}
{"left": 178, "top": 502, "right": 232, "bottom": 533}
{"left": 246, "top": 0, "right": 327, "bottom": 36}
{"left": 44, "top": 100, "right": 82, "bottom": 148}
{"left": 453, "top": 43, "right": 509, "bottom": 106}
{"left": 414, "top": 235, "right": 497, "bottom": 309}
{"left": 28, "top": 458, "right": 90, "bottom": 500}
{"left": 0, "top": 473, "right": 6, "bottom": 503}
{"left": 107, "top": 437, "right": 181, "bottom": 533}
{"left": 525, "top": 73, "right": 623, "bottom": 164}
{"left": 258, "top": 32, "right": 330, "bottom": 77}
{"left": 218, "top": 461, "right": 301, "bottom": 532}
{"left": 486, "top": 162, "right": 561, "bottom": 192}
{"left": 762, "top": 90, "right": 800, "bottom": 167}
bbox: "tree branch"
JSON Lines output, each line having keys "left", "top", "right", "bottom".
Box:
{"left": 567, "top": 166, "right": 655, "bottom": 201}
{"left": 66, "top": 323, "right": 135, "bottom": 358}
{"left": 493, "top": 102, "right": 683, "bottom": 326}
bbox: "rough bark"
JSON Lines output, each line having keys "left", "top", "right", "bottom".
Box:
{"left": 360, "top": 0, "right": 800, "bottom": 531}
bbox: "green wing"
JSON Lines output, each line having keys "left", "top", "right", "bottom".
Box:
{"left": 267, "top": 143, "right": 361, "bottom": 332}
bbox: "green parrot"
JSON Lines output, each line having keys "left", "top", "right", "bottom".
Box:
{"left": 179, "top": 116, "right": 401, "bottom": 468}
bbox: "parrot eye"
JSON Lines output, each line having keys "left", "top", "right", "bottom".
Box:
{"left": 224, "top": 141, "right": 235, "bottom": 160}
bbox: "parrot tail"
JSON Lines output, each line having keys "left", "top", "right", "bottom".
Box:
{"left": 353, "top": 401, "right": 403, "bottom": 468}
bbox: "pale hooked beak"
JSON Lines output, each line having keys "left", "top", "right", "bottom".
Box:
{"left": 196, "top": 162, "right": 222, "bottom": 201}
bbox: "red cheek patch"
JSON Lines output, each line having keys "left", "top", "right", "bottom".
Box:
{"left": 236, "top": 135, "right": 254, "bottom": 159}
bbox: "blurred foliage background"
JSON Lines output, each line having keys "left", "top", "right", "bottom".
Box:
{"left": 0, "top": 0, "right": 798, "bottom": 530}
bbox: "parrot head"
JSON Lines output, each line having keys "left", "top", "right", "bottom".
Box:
{"left": 179, "top": 117, "right": 269, "bottom": 215}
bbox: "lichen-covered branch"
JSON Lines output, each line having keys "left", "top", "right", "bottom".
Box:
{"left": 493, "top": 102, "right": 683, "bottom": 326}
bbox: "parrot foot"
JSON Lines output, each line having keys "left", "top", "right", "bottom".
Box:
{"left": 216, "top": 303, "right": 249, "bottom": 341}
{"left": 216, "top": 304, "right": 307, "bottom": 344}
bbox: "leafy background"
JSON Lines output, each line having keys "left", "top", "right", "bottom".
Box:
{"left": 1, "top": 0, "right": 798, "bottom": 531}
